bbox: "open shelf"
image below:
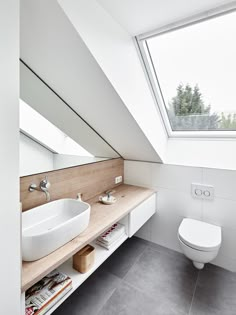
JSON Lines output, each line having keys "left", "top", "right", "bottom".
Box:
{"left": 21, "top": 188, "right": 156, "bottom": 315}
{"left": 45, "top": 233, "right": 128, "bottom": 315}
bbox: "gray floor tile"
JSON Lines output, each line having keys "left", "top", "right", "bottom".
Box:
{"left": 101, "top": 237, "right": 146, "bottom": 278}
{"left": 98, "top": 280, "right": 181, "bottom": 315}
{"left": 53, "top": 268, "right": 121, "bottom": 315}
{"left": 51, "top": 238, "right": 234, "bottom": 315}
{"left": 124, "top": 248, "right": 198, "bottom": 314}
{"left": 190, "top": 264, "right": 236, "bottom": 315}
{"left": 140, "top": 238, "right": 184, "bottom": 260}
{"left": 190, "top": 299, "right": 227, "bottom": 315}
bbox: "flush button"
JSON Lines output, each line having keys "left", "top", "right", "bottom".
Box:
{"left": 204, "top": 190, "right": 210, "bottom": 197}
{"left": 195, "top": 189, "right": 202, "bottom": 196}
{"left": 191, "top": 183, "right": 214, "bottom": 200}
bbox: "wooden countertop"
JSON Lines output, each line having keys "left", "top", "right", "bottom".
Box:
{"left": 22, "top": 184, "right": 155, "bottom": 292}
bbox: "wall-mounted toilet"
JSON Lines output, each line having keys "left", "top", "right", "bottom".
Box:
{"left": 178, "top": 218, "right": 221, "bottom": 269}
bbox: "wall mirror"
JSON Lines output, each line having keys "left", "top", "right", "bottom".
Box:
{"left": 20, "top": 60, "right": 119, "bottom": 176}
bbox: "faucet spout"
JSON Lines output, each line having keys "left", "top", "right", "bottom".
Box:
{"left": 28, "top": 176, "right": 51, "bottom": 202}
{"left": 44, "top": 190, "right": 51, "bottom": 202}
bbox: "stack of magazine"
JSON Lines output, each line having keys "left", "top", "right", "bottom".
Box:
{"left": 25, "top": 270, "right": 72, "bottom": 315}
{"left": 96, "top": 223, "right": 126, "bottom": 250}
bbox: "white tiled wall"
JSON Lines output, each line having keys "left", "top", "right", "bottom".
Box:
{"left": 124, "top": 160, "right": 236, "bottom": 271}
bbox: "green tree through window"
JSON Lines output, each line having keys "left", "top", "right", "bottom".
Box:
{"left": 220, "top": 113, "right": 236, "bottom": 130}
{"left": 168, "top": 84, "right": 220, "bottom": 130}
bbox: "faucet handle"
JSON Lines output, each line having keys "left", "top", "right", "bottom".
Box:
{"left": 105, "top": 190, "right": 115, "bottom": 195}
{"left": 29, "top": 183, "right": 37, "bottom": 192}
{"left": 105, "top": 190, "right": 115, "bottom": 200}
{"left": 40, "top": 176, "right": 51, "bottom": 190}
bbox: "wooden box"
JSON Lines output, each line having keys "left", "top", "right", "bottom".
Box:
{"left": 73, "top": 245, "right": 95, "bottom": 273}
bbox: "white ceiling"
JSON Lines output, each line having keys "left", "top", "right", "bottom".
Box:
{"left": 97, "top": 0, "right": 235, "bottom": 35}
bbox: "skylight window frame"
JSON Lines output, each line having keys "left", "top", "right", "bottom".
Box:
{"left": 20, "top": 129, "right": 57, "bottom": 154}
{"left": 20, "top": 99, "right": 93, "bottom": 156}
{"left": 136, "top": 4, "right": 236, "bottom": 139}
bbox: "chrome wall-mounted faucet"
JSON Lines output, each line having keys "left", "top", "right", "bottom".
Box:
{"left": 29, "top": 176, "right": 51, "bottom": 202}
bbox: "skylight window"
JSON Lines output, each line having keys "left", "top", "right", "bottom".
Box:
{"left": 138, "top": 10, "right": 236, "bottom": 135}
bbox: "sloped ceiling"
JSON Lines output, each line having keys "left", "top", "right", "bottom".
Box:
{"left": 58, "top": 0, "right": 168, "bottom": 162}
{"left": 97, "top": 0, "right": 235, "bottom": 35}
{"left": 20, "top": 0, "right": 162, "bottom": 162}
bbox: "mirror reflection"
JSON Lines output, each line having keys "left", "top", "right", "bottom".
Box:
{"left": 20, "top": 61, "right": 118, "bottom": 176}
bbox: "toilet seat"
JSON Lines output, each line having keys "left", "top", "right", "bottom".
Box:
{"left": 178, "top": 218, "right": 221, "bottom": 252}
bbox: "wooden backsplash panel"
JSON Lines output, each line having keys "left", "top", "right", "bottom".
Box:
{"left": 20, "top": 158, "right": 124, "bottom": 211}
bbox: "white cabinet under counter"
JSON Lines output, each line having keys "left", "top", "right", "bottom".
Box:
{"left": 128, "top": 194, "right": 157, "bottom": 237}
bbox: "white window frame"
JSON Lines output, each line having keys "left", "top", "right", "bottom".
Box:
{"left": 136, "top": 3, "right": 236, "bottom": 139}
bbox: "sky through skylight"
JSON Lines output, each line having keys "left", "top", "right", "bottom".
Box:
{"left": 146, "top": 10, "right": 236, "bottom": 131}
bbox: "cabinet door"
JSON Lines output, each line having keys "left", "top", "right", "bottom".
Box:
{"left": 129, "top": 194, "right": 156, "bottom": 237}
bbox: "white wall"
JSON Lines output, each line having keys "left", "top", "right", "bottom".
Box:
{"left": 125, "top": 160, "right": 236, "bottom": 271}
{"left": 53, "top": 154, "right": 109, "bottom": 169}
{"left": 166, "top": 138, "right": 236, "bottom": 170}
{"left": 19, "top": 133, "right": 110, "bottom": 176}
{"left": 0, "top": 1, "right": 21, "bottom": 313}
{"left": 20, "top": 133, "right": 54, "bottom": 176}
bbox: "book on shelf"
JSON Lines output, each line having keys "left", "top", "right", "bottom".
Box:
{"left": 25, "top": 269, "right": 72, "bottom": 315}
{"left": 96, "top": 232, "right": 126, "bottom": 250}
{"left": 96, "top": 223, "right": 126, "bottom": 250}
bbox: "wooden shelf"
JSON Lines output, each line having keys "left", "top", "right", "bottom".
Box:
{"left": 45, "top": 234, "right": 128, "bottom": 315}
{"left": 22, "top": 184, "right": 155, "bottom": 292}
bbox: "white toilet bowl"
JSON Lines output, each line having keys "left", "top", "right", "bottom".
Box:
{"left": 178, "top": 218, "right": 221, "bottom": 270}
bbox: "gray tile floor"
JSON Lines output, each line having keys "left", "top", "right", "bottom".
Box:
{"left": 53, "top": 237, "right": 236, "bottom": 315}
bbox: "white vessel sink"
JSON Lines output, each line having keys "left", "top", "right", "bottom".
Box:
{"left": 22, "top": 199, "right": 91, "bottom": 261}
